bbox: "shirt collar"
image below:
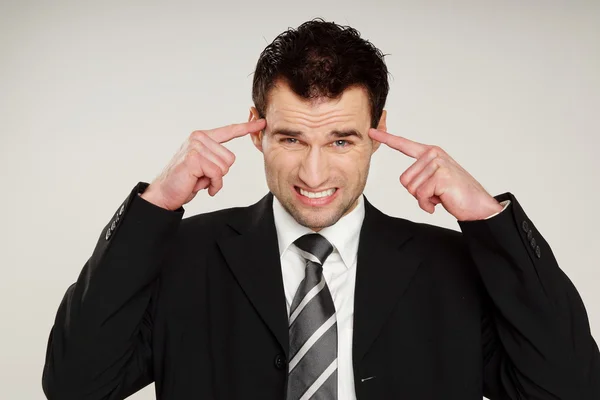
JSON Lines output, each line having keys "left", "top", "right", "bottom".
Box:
{"left": 272, "top": 194, "right": 365, "bottom": 269}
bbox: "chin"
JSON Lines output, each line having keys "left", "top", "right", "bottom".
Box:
{"left": 288, "top": 204, "right": 347, "bottom": 230}
{"left": 297, "top": 216, "right": 339, "bottom": 231}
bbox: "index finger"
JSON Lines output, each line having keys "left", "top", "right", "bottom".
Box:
{"left": 369, "top": 128, "right": 427, "bottom": 159}
{"left": 207, "top": 119, "right": 266, "bottom": 143}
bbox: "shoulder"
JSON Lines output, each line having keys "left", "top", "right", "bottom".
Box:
{"left": 373, "top": 207, "right": 485, "bottom": 300}
{"left": 369, "top": 204, "right": 474, "bottom": 269}
{"left": 366, "top": 199, "right": 466, "bottom": 250}
{"left": 176, "top": 204, "right": 249, "bottom": 245}
{"left": 174, "top": 193, "right": 272, "bottom": 247}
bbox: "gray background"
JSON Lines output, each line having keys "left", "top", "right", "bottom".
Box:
{"left": 1, "top": 0, "right": 598, "bottom": 398}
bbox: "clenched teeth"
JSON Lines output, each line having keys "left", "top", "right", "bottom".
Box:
{"left": 299, "top": 188, "right": 336, "bottom": 199}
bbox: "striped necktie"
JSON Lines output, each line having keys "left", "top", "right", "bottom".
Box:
{"left": 286, "top": 233, "right": 337, "bottom": 400}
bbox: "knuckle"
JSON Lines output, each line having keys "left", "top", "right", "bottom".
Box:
{"left": 431, "top": 145, "right": 445, "bottom": 156}
{"left": 206, "top": 161, "right": 222, "bottom": 177}
{"left": 227, "top": 151, "right": 236, "bottom": 165}
{"left": 191, "top": 130, "right": 207, "bottom": 141}
{"left": 427, "top": 147, "right": 439, "bottom": 158}
{"left": 184, "top": 148, "right": 200, "bottom": 164}
{"left": 399, "top": 173, "right": 410, "bottom": 187}
{"left": 189, "top": 140, "right": 204, "bottom": 155}
{"left": 182, "top": 153, "right": 201, "bottom": 176}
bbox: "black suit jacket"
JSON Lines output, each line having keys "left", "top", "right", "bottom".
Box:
{"left": 42, "top": 182, "right": 600, "bottom": 399}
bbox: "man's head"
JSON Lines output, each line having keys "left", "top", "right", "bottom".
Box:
{"left": 249, "top": 19, "right": 389, "bottom": 231}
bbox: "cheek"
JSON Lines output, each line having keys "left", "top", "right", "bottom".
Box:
{"left": 338, "top": 147, "right": 371, "bottom": 170}
{"left": 264, "top": 147, "right": 299, "bottom": 175}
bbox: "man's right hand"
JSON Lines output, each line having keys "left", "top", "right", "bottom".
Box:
{"left": 141, "top": 119, "right": 266, "bottom": 211}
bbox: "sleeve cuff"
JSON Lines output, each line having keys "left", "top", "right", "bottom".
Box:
{"left": 103, "top": 182, "right": 184, "bottom": 242}
{"left": 484, "top": 199, "right": 511, "bottom": 220}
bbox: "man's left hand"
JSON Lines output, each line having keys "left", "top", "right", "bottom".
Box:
{"left": 369, "top": 128, "right": 503, "bottom": 221}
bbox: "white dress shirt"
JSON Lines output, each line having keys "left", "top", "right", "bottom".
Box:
{"left": 272, "top": 194, "right": 511, "bottom": 399}
{"left": 273, "top": 194, "right": 364, "bottom": 399}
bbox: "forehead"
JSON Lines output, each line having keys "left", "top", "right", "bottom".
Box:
{"left": 265, "top": 82, "right": 371, "bottom": 131}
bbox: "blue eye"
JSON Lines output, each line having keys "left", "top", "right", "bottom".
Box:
{"left": 283, "top": 138, "right": 298, "bottom": 144}
{"left": 334, "top": 140, "right": 349, "bottom": 147}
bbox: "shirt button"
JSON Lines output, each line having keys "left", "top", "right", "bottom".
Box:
{"left": 274, "top": 354, "right": 286, "bottom": 370}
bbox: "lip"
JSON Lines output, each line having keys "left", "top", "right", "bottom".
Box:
{"left": 293, "top": 186, "right": 339, "bottom": 207}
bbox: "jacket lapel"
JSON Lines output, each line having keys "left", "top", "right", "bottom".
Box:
{"left": 215, "top": 193, "right": 424, "bottom": 361}
{"left": 217, "top": 193, "right": 290, "bottom": 357}
{"left": 353, "top": 197, "right": 424, "bottom": 362}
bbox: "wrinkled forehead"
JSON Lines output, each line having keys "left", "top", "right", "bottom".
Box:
{"left": 264, "top": 83, "right": 372, "bottom": 133}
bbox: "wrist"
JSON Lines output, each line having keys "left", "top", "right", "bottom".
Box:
{"left": 479, "top": 200, "right": 504, "bottom": 220}
{"left": 139, "top": 186, "right": 170, "bottom": 210}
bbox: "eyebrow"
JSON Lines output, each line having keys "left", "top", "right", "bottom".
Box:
{"left": 271, "top": 128, "right": 364, "bottom": 140}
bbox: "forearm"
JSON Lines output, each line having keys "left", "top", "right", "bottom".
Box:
{"left": 459, "top": 192, "right": 600, "bottom": 399}
{"left": 42, "top": 182, "right": 184, "bottom": 399}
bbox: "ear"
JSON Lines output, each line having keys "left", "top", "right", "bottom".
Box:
{"left": 371, "top": 109, "right": 387, "bottom": 153}
{"left": 248, "top": 106, "right": 264, "bottom": 153}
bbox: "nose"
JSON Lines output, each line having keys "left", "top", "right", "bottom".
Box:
{"left": 298, "top": 147, "right": 330, "bottom": 189}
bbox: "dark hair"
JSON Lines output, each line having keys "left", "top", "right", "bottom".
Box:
{"left": 252, "top": 18, "right": 390, "bottom": 128}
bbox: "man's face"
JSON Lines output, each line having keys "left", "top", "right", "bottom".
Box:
{"left": 250, "top": 82, "right": 385, "bottom": 231}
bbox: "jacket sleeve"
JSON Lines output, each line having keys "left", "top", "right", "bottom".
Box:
{"left": 42, "top": 182, "right": 184, "bottom": 400}
{"left": 458, "top": 192, "right": 600, "bottom": 400}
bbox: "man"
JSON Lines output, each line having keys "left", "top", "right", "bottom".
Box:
{"left": 42, "top": 19, "right": 599, "bottom": 400}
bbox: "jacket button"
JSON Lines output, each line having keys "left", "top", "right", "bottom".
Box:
{"left": 274, "top": 354, "right": 286, "bottom": 370}
{"left": 535, "top": 245, "right": 541, "bottom": 258}
{"left": 530, "top": 238, "right": 537, "bottom": 248}
{"left": 527, "top": 230, "right": 533, "bottom": 240}
{"left": 522, "top": 221, "right": 529, "bottom": 232}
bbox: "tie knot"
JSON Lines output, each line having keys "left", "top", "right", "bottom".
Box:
{"left": 293, "top": 233, "right": 334, "bottom": 265}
